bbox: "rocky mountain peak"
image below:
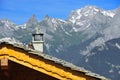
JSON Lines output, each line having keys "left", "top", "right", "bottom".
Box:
{"left": 26, "top": 14, "right": 38, "bottom": 24}
{"left": 81, "top": 5, "right": 100, "bottom": 12}
{"left": 0, "top": 18, "right": 18, "bottom": 30}
{"left": 67, "top": 6, "right": 100, "bottom": 23}
{"left": 0, "top": 18, "right": 14, "bottom": 24}
{"left": 25, "top": 14, "right": 38, "bottom": 29}
{"left": 114, "top": 6, "right": 120, "bottom": 14}
{"left": 68, "top": 6, "right": 115, "bottom": 24}
{"left": 43, "top": 15, "right": 51, "bottom": 21}
{"left": 43, "top": 15, "right": 50, "bottom": 20}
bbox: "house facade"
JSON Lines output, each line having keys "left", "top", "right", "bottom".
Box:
{"left": 0, "top": 38, "right": 108, "bottom": 80}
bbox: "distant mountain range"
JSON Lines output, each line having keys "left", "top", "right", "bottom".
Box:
{"left": 0, "top": 6, "right": 120, "bottom": 80}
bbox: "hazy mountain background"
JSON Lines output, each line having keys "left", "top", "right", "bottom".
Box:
{"left": 0, "top": 6, "right": 120, "bottom": 80}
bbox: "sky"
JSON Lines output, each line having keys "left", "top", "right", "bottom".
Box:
{"left": 0, "top": 0, "right": 120, "bottom": 24}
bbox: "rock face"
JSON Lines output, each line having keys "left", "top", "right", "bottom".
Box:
{"left": 0, "top": 6, "right": 120, "bottom": 80}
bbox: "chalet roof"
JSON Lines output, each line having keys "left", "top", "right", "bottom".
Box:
{"left": 0, "top": 38, "right": 108, "bottom": 80}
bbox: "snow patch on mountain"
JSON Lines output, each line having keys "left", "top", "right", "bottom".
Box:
{"left": 107, "top": 62, "right": 120, "bottom": 71}
{"left": 101, "top": 10, "right": 115, "bottom": 17}
{"left": 20, "top": 24, "right": 27, "bottom": 29}
{"left": 115, "top": 43, "right": 120, "bottom": 49}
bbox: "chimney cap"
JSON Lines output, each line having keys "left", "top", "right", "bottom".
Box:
{"left": 32, "top": 33, "right": 44, "bottom": 36}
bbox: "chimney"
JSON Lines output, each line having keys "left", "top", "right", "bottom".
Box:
{"left": 31, "top": 27, "right": 44, "bottom": 52}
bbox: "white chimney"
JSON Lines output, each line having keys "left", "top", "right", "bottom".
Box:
{"left": 31, "top": 27, "right": 44, "bottom": 52}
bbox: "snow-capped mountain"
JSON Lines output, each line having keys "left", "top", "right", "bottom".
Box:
{"left": 68, "top": 6, "right": 115, "bottom": 24}
{"left": 0, "top": 5, "right": 120, "bottom": 80}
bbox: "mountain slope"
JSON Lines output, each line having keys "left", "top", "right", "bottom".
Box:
{"left": 0, "top": 19, "right": 19, "bottom": 37}
{"left": 88, "top": 38, "right": 120, "bottom": 80}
